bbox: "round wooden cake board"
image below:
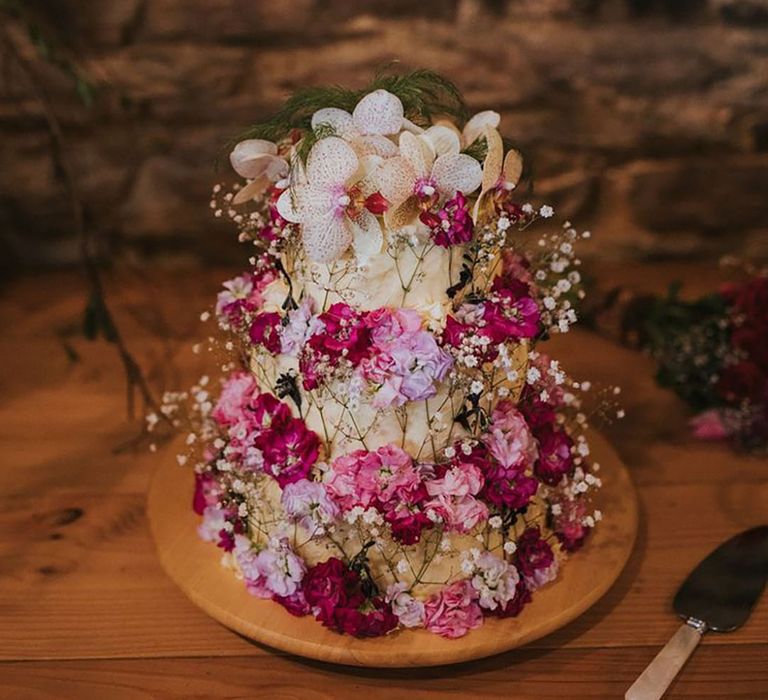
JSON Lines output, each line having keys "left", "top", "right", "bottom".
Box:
{"left": 147, "top": 431, "right": 638, "bottom": 668}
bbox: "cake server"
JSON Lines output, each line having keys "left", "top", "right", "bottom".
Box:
{"left": 626, "top": 525, "right": 768, "bottom": 700}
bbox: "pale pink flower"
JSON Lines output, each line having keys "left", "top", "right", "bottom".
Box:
{"left": 386, "top": 582, "right": 425, "bottom": 628}
{"left": 281, "top": 479, "right": 340, "bottom": 534}
{"left": 238, "top": 538, "right": 306, "bottom": 599}
{"left": 470, "top": 551, "right": 521, "bottom": 611}
{"left": 211, "top": 372, "right": 257, "bottom": 426}
{"left": 485, "top": 401, "right": 538, "bottom": 469}
{"left": 324, "top": 450, "right": 377, "bottom": 510}
{"left": 424, "top": 580, "right": 483, "bottom": 638}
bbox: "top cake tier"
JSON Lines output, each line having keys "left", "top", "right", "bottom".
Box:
{"left": 228, "top": 85, "right": 525, "bottom": 306}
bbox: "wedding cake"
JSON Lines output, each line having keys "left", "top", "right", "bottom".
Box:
{"left": 169, "top": 71, "right": 604, "bottom": 639}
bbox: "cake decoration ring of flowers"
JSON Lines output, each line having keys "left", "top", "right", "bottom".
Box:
{"left": 153, "top": 70, "right": 622, "bottom": 640}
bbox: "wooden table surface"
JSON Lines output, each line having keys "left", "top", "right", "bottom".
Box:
{"left": 1, "top": 263, "right": 766, "bottom": 699}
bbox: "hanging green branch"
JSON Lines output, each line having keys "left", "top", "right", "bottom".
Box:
{"left": 0, "top": 7, "right": 164, "bottom": 424}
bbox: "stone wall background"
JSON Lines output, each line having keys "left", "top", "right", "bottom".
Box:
{"left": 2, "top": 0, "right": 768, "bottom": 269}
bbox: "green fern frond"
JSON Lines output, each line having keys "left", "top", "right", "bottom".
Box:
{"left": 295, "top": 122, "right": 337, "bottom": 164}
{"left": 238, "top": 68, "right": 469, "bottom": 145}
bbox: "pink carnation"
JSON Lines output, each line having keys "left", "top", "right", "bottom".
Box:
{"left": 424, "top": 580, "right": 483, "bottom": 638}
{"left": 485, "top": 401, "right": 538, "bottom": 469}
{"left": 356, "top": 444, "right": 421, "bottom": 503}
{"left": 362, "top": 309, "right": 453, "bottom": 408}
{"left": 215, "top": 261, "right": 278, "bottom": 328}
{"left": 249, "top": 311, "right": 283, "bottom": 354}
{"left": 424, "top": 462, "right": 488, "bottom": 533}
{"left": 516, "top": 526, "right": 559, "bottom": 590}
{"left": 255, "top": 417, "right": 320, "bottom": 487}
{"left": 325, "top": 449, "right": 378, "bottom": 510}
{"left": 211, "top": 372, "right": 258, "bottom": 426}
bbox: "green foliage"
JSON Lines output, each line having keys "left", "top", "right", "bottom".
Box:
{"left": 1, "top": 0, "right": 97, "bottom": 106}
{"left": 294, "top": 121, "right": 336, "bottom": 164}
{"left": 625, "top": 284, "right": 731, "bottom": 410}
{"left": 239, "top": 68, "right": 468, "bottom": 145}
{"left": 462, "top": 135, "right": 488, "bottom": 162}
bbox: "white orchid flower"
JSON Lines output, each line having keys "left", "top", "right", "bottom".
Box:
{"left": 310, "top": 89, "right": 407, "bottom": 159}
{"left": 422, "top": 110, "right": 500, "bottom": 153}
{"left": 375, "top": 129, "right": 482, "bottom": 229}
{"left": 275, "top": 136, "right": 384, "bottom": 265}
{"left": 473, "top": 125, "right": 524, "bottom": 221}
{"left": 229, "top": 139, "right": 290, "bottom": 204}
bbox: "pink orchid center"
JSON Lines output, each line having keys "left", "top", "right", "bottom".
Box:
{"left": 414, "top": 177, "right": 439, "bottom": 203}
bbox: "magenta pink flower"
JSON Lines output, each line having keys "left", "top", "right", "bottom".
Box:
{"left": 383, "top": 496, "right": 431, "bottom": 545}
{"left": 420, "top": 191, "right": 474, "bottom": 248}
{"left": 300, "top": 303, "right": 372, "bottom": 389}
{"left": 248, "top": 392, "right": 292, "bottom": 432}
{"left": 424, "top": 580, "right": 483, "bottom": 638}
{"left": 302, "top": 557, "right": 396, "bottom": 637}
{"left": 310, "top": 302, "right": 371, "bottom": 364}
{"left": 192, "top": 471, "right": 221, "bottom": 515}
{"left": 256, "top": 418, "right": 320, "bottom": 487}
{"left": 534, "top": 426, "right": 575, "bottom": 486}
{"left": 690, "top": 409, "right": 730, "bottom": 441}
{"left": 273, "top": 590, "right": 311, "bottom": 617}
{"left": 516, "top": 526, "right": 558, "bottom": 590}
{"left": 249, "top": 312, "right": 283, "bottom": 354}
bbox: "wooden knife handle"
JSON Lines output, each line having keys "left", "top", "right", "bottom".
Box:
{"left": 625, "top": 621, "right": 706, "bottom": 700}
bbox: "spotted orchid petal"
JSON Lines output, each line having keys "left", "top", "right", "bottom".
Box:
{"left": 481, "top": 127, "right": 504, "bottom": 192}
{"left": 355, "top": 155, "right": 385, "bottom": 198}
{"left": 401, "top": 117, "right": 425, "bottom": 135}
{"left": 375, "top": 156, "right": 416, "bottom": 208}
{"left": 302, "top": 211, "right": 354, "bottom": 263}
{"left": 311, "top": 108, "right": 359, "bottom": 139}
{"left": 399, "top": 131, "right": 433, "bottom": 180}
{"left": 384, "top": 197, "right": 420, "bottom": 230}
{"left": 353, "top": 89, "right": 404, "bottom": 136}
{"left": 350, "top": 209, "right": 383, "bottom": 265}
{"left": 432, "top": 153, "right": 483, "bottom": 198}
{"left": 230, "top": 139, "right": 288, "bottom": 180}
{"left": 503, "top": 148, "right": 524, "bottom": 188}
{"left": 233, "top": 177, "right": 269, "bottom": 205}
{"left": 423, "top": 125, "right": 461, "bottom": 157}
{"left": 351, "top": 135, "right": 399, "bottom": 158}
{"left": 276, "top": 188, "right": 303, "bottom": 223}
{"left": 306, "top": 136, "right": 359, "bottom": 189}
{"left": 462, "top": 110, "right": 501, "bottom": 147}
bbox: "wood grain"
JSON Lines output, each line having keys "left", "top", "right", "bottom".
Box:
{"left": 3, "top": 645, "right": 768, "bottom": 700}
{"left": 1, "top": 265, "right": 766, "bottom": 695}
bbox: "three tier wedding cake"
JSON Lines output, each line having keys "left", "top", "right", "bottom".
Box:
{"left": 165, "top": 71, "right": 606, "bottom": 639}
